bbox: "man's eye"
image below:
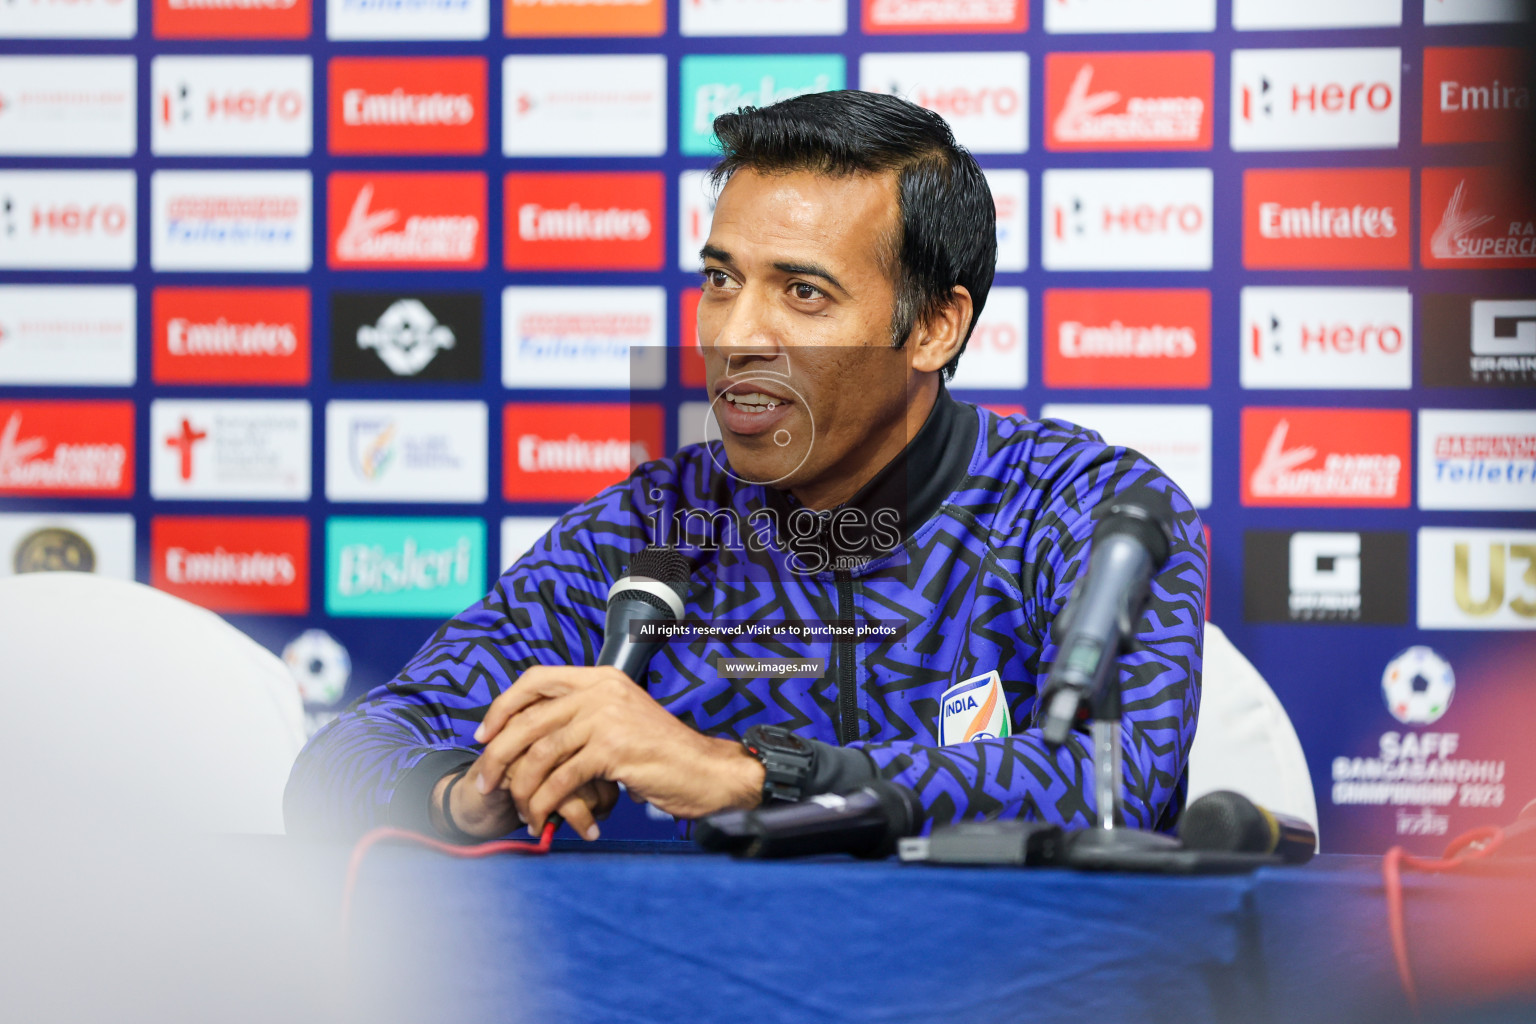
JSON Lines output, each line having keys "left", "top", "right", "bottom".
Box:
{"left": 703, "top": 269, "right": 731, "bottom": 289}
{"left": 792, "top": 283, "right": 823, "bottom": 301}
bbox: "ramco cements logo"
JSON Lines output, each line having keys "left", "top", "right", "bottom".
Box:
{"left": 0, "top": 402, "right": 134, "bottom": 498}
{"left": 325, "top": 517, "right": 486, "bottom": 618}
{"left": 1046, "top": 51, "right": 1212, "bottom": 151}
{"left": 328, "top": 172, "right": 486, "bottom": 270}
{"left": 680, "top": 55, "right": 844, "bottom": 155}
{"left": 1241, "top": 407, "right": 1410, "bottom": 508}
{"left": 1423, "top": 167, "right": 1536, "bottom": 269}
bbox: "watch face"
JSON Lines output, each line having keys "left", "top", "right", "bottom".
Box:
{"left": 757, "top": 726, "right": 810, "bottom": 756}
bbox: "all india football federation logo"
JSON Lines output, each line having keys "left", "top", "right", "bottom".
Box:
{"left": 939, "top": 670, "right": 1012, "bottom": 745}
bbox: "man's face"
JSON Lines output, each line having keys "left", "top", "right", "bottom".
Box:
{"left": 697, "top": 168, "right": 912, "bottom": 498}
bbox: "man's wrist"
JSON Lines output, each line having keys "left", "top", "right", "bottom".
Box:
{"left": 712, "top": 736, "right": 765, "bottom": 811}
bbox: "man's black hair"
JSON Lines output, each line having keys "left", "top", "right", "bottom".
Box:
{"left": 710, "top": 90, "right": 997, "bottom": 381}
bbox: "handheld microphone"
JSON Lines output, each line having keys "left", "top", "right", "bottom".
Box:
{"left": 598, "top": 545, "right": 691, "bottom": 682}
{"left": 1040, "top": 492, "right": 1175, "bottom": 747}
{"left": 1179, "top": 790, "right": 1318, "bottom": 865}
{"left": 695, "top": 781, "right": 922, "bottom": 860}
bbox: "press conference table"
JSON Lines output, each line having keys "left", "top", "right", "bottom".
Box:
{"left": 340, "top": 841, "right": 1536, "bottom": 1024}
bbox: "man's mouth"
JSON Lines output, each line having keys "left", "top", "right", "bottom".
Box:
{"left": 712, "top": 380, "right": 796, "bottom": 437}
{"left": 722, "top": 391, "right": 783, "bottom": 414}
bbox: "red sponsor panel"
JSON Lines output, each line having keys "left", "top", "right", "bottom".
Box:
{"left": 328, "top": 57, "right": 487, "bottom": 156}
{"left": 1241, "top": 408, "right": 1411, "bottom": 508}
{"left": 862, "top": 0, "right": 1025, "bottom": 34}
{"left": 1421, "top": 165, "right": 1536, "bottom": 269}
{"left": 154, "top": 0, "right": 311, "bottom": 38}
{"left": 328, "top": 172, "right": 486, "bottom": 270}
{"left": 1045, "top": 52, "right": 1213, "bottom": 152}
{"left": 0, "top": 401, "right": 134, "bottom": 498}
{"left": 152, "top": 287, "right": 311, "bottom": 386}
{"left": 151, "top": 517, "right": 309, "bottom": 615}
{"left": 680, "top": 288, "right": 706, "bottom": 389}
{"left": 504, "top": 403, "right": 665, "bottom": 502}
{"left": 1243, "top": 168, "right": 1411, "bottom": 270}
{"left": 1423, "top": 47, "right": 1531, "bottom": 146}
{"left": 1042, "top": 289, "right": 1211, "bottom": 389}
{"left": 504, "top": 172, "right": 664, "bottom": 271}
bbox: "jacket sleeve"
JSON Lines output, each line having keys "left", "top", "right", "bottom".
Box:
{"left": 849, "top": 443, "right": 1207, "bottom": 834}
{"left": 282, "top": 506, "right": 624, "bottom": 840}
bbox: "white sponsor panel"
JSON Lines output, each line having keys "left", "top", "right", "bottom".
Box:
{"left": 860, "top": 52, "right": 1027, "bottom": 154}
{"left": 0, "top": 171, "right": 135, "bottom": 270}
{"left": 0, "top": 0, "right": 136, "bottom": 37}
{"left": 503, "top": 287, "right": 666, "bottom": 390}
{"left": 327, "top": 0, "right": 489, "bottom": 38}
{"left": 677, "top": 400, "right": 714, "bottom": 450}
{"left": 682, "top": 0, "right": 846, "bottom": 35}
{"left": 1234, "top": 0, "right": 1402, "bottom": 28}
{"left": 950, "top": 287, "right": 1026, "bottom": 391}
{"left": 1424, "top": 0, "right": 1531, "bottom": 24}
{"left": 0, "top": 286, "right": 136, "bottom": 386}
{"left": 1045, "top": 0, "right": 1214, "bottom": 32}
{"left": 326, "top": 401, "right": 487, "bottom": 504}
{"left": 503, "top": 55, "right": 666, "bottom": 158}
{"left": 986, "top": 169, "right": 1028, "bottom": 273}
{"left": 150, "top": 399, "right": 311, "bottom": 500}
{"left": 0, "top": 57, "right": 135, "bottom": 156}
{"left": 1040, "top": 403, "right": 1213, "bottom": 508}
{"left": 151, "top": 56, "right": 312, "bottom": 157}
{"left": 151, "top": 171, "right": 312, "bottom": 272}
{"left": 1042, "top": 169, "right": 1212, "bottom": 271}
{"left": 1240, "top": 288, "right": 1411, "bottom": 390}
{"left": 1231, "top": 49, "right": 1401, "bottom": 152}
{"left": 1418, "top": 527, "right": 1536, "bottom": 630}
{"left": 1418, "top": 409, "right": 1536, "bottom": 510}
{"left": 501, "top": 516, "right": 558, "bottom": 571}
{"left": 0, "top": 513, "right": 135, "bottom": 579}
{"left": 679, "top": 170, "right": 717, "bottom": 272}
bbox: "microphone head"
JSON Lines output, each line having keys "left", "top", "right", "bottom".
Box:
{"left": 1094, "top": 489, "right": 1175, "bottom": 567}
{"left": 608, "top": 545, "right": 692, "bottom": 619}
{"left": 1179, "top": 790, "right": 1273, "bottom": 854}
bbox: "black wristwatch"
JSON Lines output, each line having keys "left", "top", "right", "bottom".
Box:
{"left": 741, "top": 724, "right": 816, "bottom": 804}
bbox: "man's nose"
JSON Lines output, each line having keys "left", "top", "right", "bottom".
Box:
{"left": 711, "top": 285, "right": 784, "bottom": 370}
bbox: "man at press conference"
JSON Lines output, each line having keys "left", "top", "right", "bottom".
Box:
{"left": 285, "top": 90, "right": 1207, "bottom": 845}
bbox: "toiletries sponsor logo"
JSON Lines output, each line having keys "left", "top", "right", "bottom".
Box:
{"left": 151, "top": 170, "right": 311, "bottom": 272}
{"left": 503, "top": 287, "right": 666, "bottom": 389}
{"left": 326, "top": 517, "right": 486, "bottom": 617}
{"left": 1241, "top": 407, "right": 1411, "bottom": 508}
{"left": 1244, "top": 530, "right": 1409, "bottom": 624}
{"left": 0, "top": 57, "right": 135, "bottom": 155}
{"left": 1040, "top": 403, "right": 1212, "bottom": 508}
{"left": 153, "top": 287, "right": 310, "bottom": 386}
{"left": 1422, "top": 166, "right": 1536, "bottom": 269}
{"left": 1418, "top": 409, "right": 1536, "bottom": 511}
{"left": 1240, "top": 288, "right": 1411, "bottom": 390}
{"left": 1045, "top": 51, "right": 1212, "bottom": 151}
{"left": 860, "top": 51, "right": 1027, "bottom": 153}
{"left": 502, "top": 55, "right": 665, "bottom": 157}
{"left": 150, "top": 399, "right": 311, "bottom": 500}
{"left": 329, "top": 57, "right": 485, "bottom": 155}
{"left": 151, "top": 516, "right": 309, "bottom": 615}
{"left": 1043, "top": 289, "right": 1210, "bottom": 389}
{"left": 328, "top": 172, "right": 486, "bottom": 270}
{"left": 1243, "top": 167, "right": 1410, "bottom": 270}
{"left": 504, "top": 172, "right": 663, "bottom": 271}
{"left": 1421, "top": 295, "right": 1536, "bottom": 387}
{"left": 0, "top": 171, "right": 135, "bottom": 270}
{"left": 503, "top": 402, "right": 664, "bottom": 502}
{"left": 0, "top": 402, "right": 134, "bottom": 498}
{"left": 0, "top": 286, "right": 136, "bottom": 386}
{"left": 1417, "top": 527, "right": 1536, "bottom": 630}
{"left": 1231, "top": 48, "right": 1400, "bottom": 150}
{"left": 1043, "top": 168, "right": 1213, "bottom": 271}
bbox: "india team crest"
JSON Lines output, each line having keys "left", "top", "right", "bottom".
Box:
{"left": 939, "top": 670, "right": 1013, "bottom": 746}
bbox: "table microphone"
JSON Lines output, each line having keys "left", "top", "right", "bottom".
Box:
{"left": 1040, "top": 490, "right": 1176, "bottom": 747}
{"left": 598, "top": 545, "right": 691, "bottom": 682}
{"left": 695, "top": 781, "right": 922, "bottom": 859}
{"left": 1179, "top": 790, "right": 1317, "bottom": 864}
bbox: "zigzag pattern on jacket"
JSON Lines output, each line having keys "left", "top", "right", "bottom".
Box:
{"left": 286, "top": 403, "right": 1207, "bottom": 839}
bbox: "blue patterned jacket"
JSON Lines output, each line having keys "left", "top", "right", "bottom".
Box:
{"left": 285, "top": 390, "right": 1207, "bottom": 840}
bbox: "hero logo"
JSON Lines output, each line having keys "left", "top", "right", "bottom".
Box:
{"left": 503, "top": 403, "right": 664, "bottom": 502}
{"left": 1046, "top": 52, "right": 1213, "bottom": 151}
{"left": 1042, "top": 289, "right": 1210, "bottom": 389}
{"left": 1242, "top": 408, "right": 1410, "bottom": 508}
{"left": 0, "top": 403, "right": 133, "bottom": 498}
{"left": 151, "top": 517, "right": 308, "bottom": 615}
{"left": 860, "top": 52, "right": 1027, "bottom": 153}
{"left": 0, "top": 171, "right": 135, "bottom": 270}
{"left": 1418, "top": 410, "right": 1536, "bottom": 511}
{"left": 357, "top": 300, "right": 455, "bottom": 377}
{"left": 329, "top": 57, "right": 484, "bottom": 156}
{"left": 151, "top": 57, "right": 311, "bottom": 156}
{"left": 1240, "top": 288, "right": 1411, "bottom": 390}
{"left": 1231, "top": 48, "right": 1400, "bottom": 151}
{"left": 1424, "top": 47, "right": 1531, "bottom": 145}
{"left": 152, "top": 287, "right": 310, "bottom": 386}
{"left": 1244, "top": 168, "right": 1410, "bottom": 270}
{"left": 1042, "top": 168, "right": 1212, "bottom": 271}
{"left": 329, "top": 172, "right": 486, "bottom": 270}
{"left": 505, "top": 173, "right": 664, "bottom": 271}
{"left": 154, "top": 0, "right": 311, "bottom": 40}
{"left": 1424, "top": 167, "right": 1536, "bottom": 269}
{"left": 948, "top": 287, "right": 1026, "bottom": 391}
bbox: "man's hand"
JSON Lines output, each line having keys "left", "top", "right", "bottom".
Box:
{"left": 430, "top": 765, "right": 619, "bottom": 842}
{"left": 471, "top": 665, "right": 765, "bottom": 834}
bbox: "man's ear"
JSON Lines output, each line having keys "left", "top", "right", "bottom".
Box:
{"left": 908, "top": 286, "right": 974, "bottom": 375}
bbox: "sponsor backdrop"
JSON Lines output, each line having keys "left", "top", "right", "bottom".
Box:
{"left": 0, "top": 0, "right": 1531, "bottom": 850}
